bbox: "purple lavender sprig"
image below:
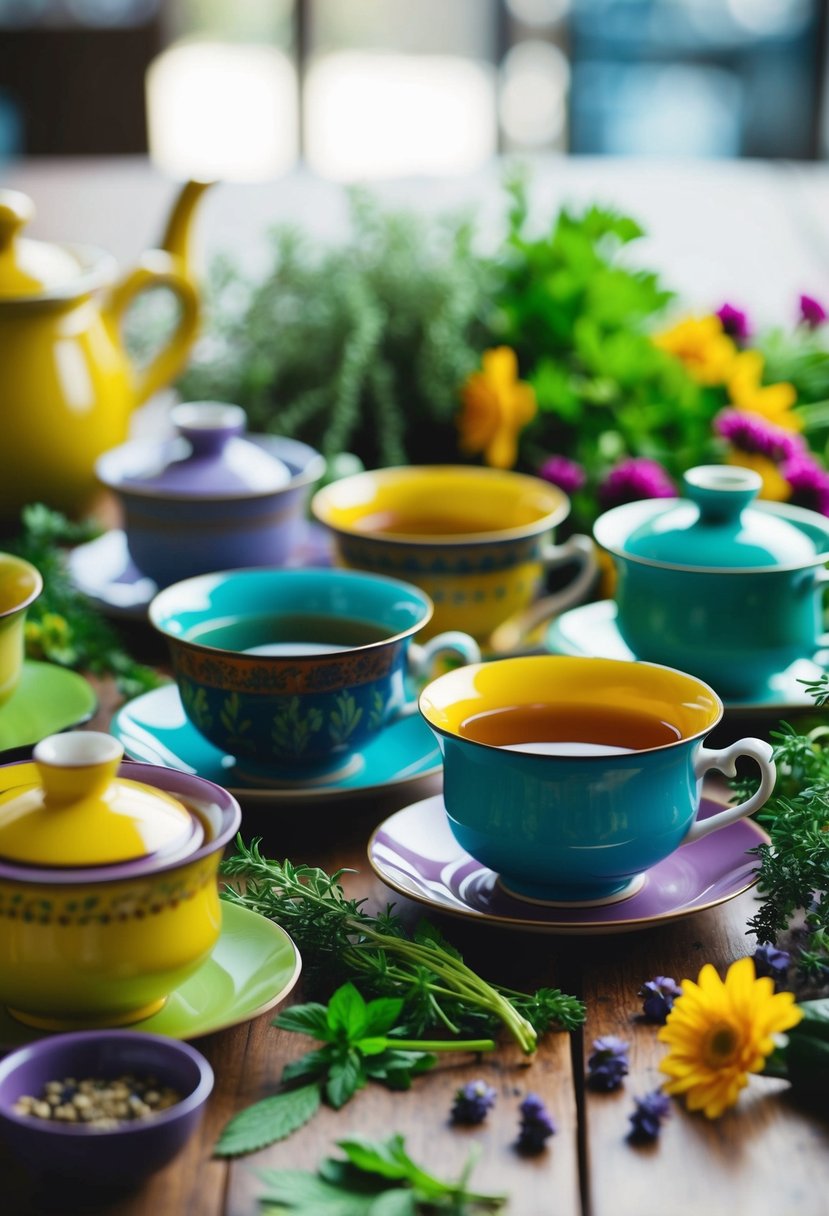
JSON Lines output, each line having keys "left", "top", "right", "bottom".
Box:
{"left": 598, "top": 459, "right": 675, "bottom": 511}
{"left": 628, "top": 1089, "right": 671, "bottom": 1142}
{"left": 639, "top": 976, "right": 682, "bottom": 1024}
{"left": 799, "top": 294, "right": 827, "bottom": 329}
{"left": 516, "top": 1093, "right": 557, "bottom": 1154}
{"left": 752, "top": 944, "right": 791, "bottom": 987}
{"left": 716, "top": 303, "right": 751, "bottom": 344}
{"left": 587, "top": 1036, "right": 630, "bottom": 1091}
{"left": 450, "top": 1079, "right": 497, "bottom": 1126}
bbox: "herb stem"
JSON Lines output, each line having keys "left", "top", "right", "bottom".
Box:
{"left": 385, "top": 1039, "right": 495, "bottom": 1053}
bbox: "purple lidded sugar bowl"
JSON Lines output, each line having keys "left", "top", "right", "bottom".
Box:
{"left": 96, "top": 402, "right": 325, "bottom": 587}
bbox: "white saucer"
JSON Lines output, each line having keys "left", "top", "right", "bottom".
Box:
{"left": 546, "top": 600, "right": 828, "bottom": 715}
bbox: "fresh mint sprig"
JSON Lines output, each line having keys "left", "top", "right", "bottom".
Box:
{"left": 257, "top": 1134, "right": 507, "bottom": 1214}
{"left": 277, "top": 983, "right": 494, "bottom": 1109}
{"left": 215, "top": 983, "right": 495, "bottom": 1156}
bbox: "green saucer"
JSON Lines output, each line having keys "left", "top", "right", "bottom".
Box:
{"left": 0, "top": 661, "right": 97, "bottom": 757}
{"left": 0, "top": 903, "right": 301, "bottom": 1050}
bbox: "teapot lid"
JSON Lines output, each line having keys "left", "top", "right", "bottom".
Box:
{"left": 594, "top": 465, "right": 829, "bottom": 570}
{"left": 0, "top": 191, "right": 88, "bottom": 298}
{"left": 98, "top": 402, "right": 292, "bottom": 499}
{"left": 0, "top": 732, "right": 203, "bottom": 867}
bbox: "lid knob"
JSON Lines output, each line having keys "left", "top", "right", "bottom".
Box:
{"left": 171, "top": 402, "right": 247, "bottom": 457}
{"left": 682, "top": 465, "right": 761, "bottom": 523}
{"left": 34, "top": 732, "right": 123, "bottom": 807}
{"left": 0, "top": 190, "right": 34, "bottom": 253}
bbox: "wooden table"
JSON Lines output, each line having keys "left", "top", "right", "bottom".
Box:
{"left": 3, "top": 674, "right": 828, "bottom": 1216}
{"left": 2, "top": 155, "right": 829, "bottom": 1214}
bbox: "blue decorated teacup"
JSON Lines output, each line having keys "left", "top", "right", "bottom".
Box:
{"left": 150, "top": 569, "right": 480, "bottom": 772}
{"left": 419, "top": 655, "right": 775, "bottom": 904}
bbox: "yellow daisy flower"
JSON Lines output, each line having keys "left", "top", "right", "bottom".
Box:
{"left": 658, "top": 957, "right": 802, "bottom": 1119}
{"left": 726, "top": 452, "right": 791, "bottom": 502}
{"left": 652, "top": 315, "right": 737, "bottom": 386}
{"left": 458, "top": 347, "right": 536, "bottom": 470}
{"left": 727, "top": 350, "right": 800, "bottom": 431}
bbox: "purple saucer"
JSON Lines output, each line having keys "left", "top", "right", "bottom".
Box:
{"left": 368, "top": 794, "right": 769, "bottom": 935}
{"left": 67, "top": 524, "right": 333, "bottom": 619}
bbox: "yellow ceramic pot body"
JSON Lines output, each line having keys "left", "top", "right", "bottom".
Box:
{"left": 0, "top": 184, "right": 210, "bottom": 522}
{"left": 312, "top": 466, "right": 592, "bottom": 642}
{"left": 0, "top": 758, "right": 240, "bottom": 1030}
{"left": 0, "top": 554, "right": 42, "bottom": 706}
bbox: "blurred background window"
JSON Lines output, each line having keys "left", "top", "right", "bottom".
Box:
{"left": 0, "top": 0, "right": 825, "bottom": 171}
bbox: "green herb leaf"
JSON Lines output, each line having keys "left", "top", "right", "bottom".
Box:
{"left": 258, "top": 1136, "right": 507, "bottom": 1214}
{"left": 281, "top": 1046, "right": 333, "bottom": 1086}
{"left": 275, "top": 1002, "right": 333, "bottom": 1040}
{"left": 326, "top": 1049, "right": 365, "bottom": 1109}
{"left": 214, "top": 1084, "right": 321, "bottom": 1157}
{"left": 361, "top": 997, "right": 405, "bottom": 1037}
{"left": 327, "top": 982, "right": 369, "bottom": 1039}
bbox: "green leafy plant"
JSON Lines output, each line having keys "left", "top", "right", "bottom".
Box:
{"left": 489, "top": 172, "right": 716, "bottom": 522}
{"left": 731, "top": 681, "right": 829, "bottom": 979}
{"left": 257, "top": 1134, "right": 506, "bottom": 1214}
{"left": 178, "top": 191, "right": 489, "bottom": 470}
{"left": 215, "top": 983, "right": 495, "bottom": 1157}
{"left": 7, "top": 504, "right": 160, "bottom": 699}
{"left": 763, "top": 997, "right": 829, "bottom": 1106}
{"left": 221, "top": 840, "right": 585, "bottom": 1053}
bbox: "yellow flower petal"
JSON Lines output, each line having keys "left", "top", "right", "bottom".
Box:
{"left": 457, "top": 346, "right": 536, "bottom": 471}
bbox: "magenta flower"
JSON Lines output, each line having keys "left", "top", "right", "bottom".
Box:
{"left": 799, "top": 294, "right": 828, "bottom": 329}
{"left": 782, "top": 451, "right": 829, "bottom": 516}
{"left": 716, "top": 303, "right": 751, "bottom": 344}
{"left": 598, "top": 459, "right": 676, "bottom": 511}
{"left": 538, "top": 454, "right": 586, "bottom": 496}
{"left": 714, "top": 409, "right": 804, "bottom": 463}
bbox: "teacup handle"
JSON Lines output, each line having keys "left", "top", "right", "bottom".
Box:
{"left": 487, "top": 534, "right": 597, "bottom": 654}
{"left": 408, "top": 632, "right": 482, "bottom": 681}
{"left": 390, "top": 632, "right": 482, "bottom": 723}
{"left": 683, "top": 738, "right": 776, "bottom": 844}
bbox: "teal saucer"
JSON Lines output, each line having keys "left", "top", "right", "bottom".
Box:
{"left": 546, "top": 600, "right": 828, "bottom": 715}
{"left": 0, "top": 662, "right": 97, "bottom": 759}
{"left": 111, "top": 684, "right": 442, "bottom": 803}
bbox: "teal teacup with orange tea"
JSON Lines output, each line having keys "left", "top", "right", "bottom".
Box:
{"left": 419, "top": 655, "right": 776, "bottom": 904}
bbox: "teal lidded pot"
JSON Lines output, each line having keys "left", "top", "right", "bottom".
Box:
{"left": 592, "top": 465, "right": 829, "bottom": 699}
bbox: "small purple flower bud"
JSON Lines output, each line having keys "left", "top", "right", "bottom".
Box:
{"left": 799, "top": 294, "right": 828, "bottom": 329}
{"left": 752, "top": 944, "right": 790, "bottom": 986}
{"left": 587, "top": 1036, "right": 630, "bottom": 1091}
{"left": 450, "top": 1079, "right": 497, "bottom": 1125}
{"left": 516, "top": 1092, "right": 557, "bottom": 1154}
{"left": 716, "top": 303, "right": 751, "bottom": 344}
{"left": 714, "top": 409, "right": 804, "bottom": 463}
{"left": 538, "top": 454, "right": 586, "bottom": 496}
{"left": 628, "top": 1089, "right": 671, "bottom": 1141}
{"left": 598, "top": 458, "right": 675, "bottom": 511}
{"left": 639, "top": 976, "right": 682, "bottom": 1023}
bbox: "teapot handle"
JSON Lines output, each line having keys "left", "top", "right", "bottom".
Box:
{"left": 104, "top": 250, "right": 200, "bottom": 407}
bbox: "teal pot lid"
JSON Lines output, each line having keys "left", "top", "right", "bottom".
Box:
{"left": 594, "top": 465, "right": 829, "bottom": 571}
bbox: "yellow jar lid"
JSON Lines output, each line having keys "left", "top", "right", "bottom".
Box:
{"left": 0, "top": 732, "right": 202, "bottom": 867}
{"left": 0, "top": 191, "right": 85, "bottom": 299}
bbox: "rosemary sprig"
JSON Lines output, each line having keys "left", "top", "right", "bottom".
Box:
{"left": 221, "top": 838, "right": 585, "bottom": 1053}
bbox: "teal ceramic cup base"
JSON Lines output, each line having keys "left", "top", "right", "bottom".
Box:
{"left": 495, "top": 869, "right": 645, "bottom": 908}
{"left": 420, "top": 656, "right": 777, "bottom": 905}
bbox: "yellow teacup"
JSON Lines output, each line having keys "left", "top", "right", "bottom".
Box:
{"left": 311, "top": 466, "right": 596, "bottom": 642}
{"left": 0, "top": 554, "right": 42, "bottom": 706}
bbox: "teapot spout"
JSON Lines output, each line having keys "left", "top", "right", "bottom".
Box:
{"left": 158, "top": 179, "right": 215, "bottom": 279}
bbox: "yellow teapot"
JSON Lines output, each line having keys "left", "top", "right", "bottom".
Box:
{"left": 0, "top": 180, "right": 212, "bottom": 524}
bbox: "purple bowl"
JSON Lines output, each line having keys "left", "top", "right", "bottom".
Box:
{"left": 0, "top": 1031, "right": 213, "bottom": 1187}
